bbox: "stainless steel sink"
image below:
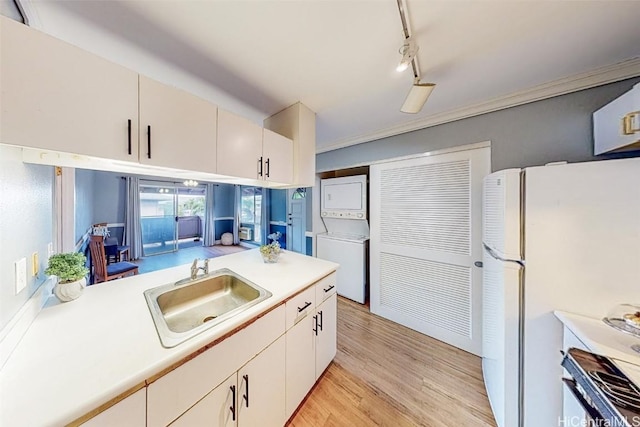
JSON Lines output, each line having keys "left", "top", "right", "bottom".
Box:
{"left": 144, "top": 268, "right": 272, "bottom": 348}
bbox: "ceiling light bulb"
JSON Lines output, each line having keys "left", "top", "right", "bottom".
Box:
{"left": 396, "top": 61, "right": 410, "bottom": 72}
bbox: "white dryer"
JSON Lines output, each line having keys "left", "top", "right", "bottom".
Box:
{"left": 316, "top": 175, "right": 370, "bottom": 304}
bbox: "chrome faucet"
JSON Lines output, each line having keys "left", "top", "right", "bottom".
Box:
{"left": 190, "top": 258, "right": 209, "bottom": 280}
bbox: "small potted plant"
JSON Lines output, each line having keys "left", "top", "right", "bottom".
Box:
{"left": 260, "top": 232, "right": 282, "bottom": 263}
{"left": 45, "top": 252, "right": 89, "bottom": 302}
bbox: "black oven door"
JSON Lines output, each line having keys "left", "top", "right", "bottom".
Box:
{"left": 562, "top": 378, "right": 607, "bottom": 423}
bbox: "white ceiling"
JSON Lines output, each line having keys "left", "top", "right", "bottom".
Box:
{"left": 21, "top": 0, "right": 640, "bottom": 153}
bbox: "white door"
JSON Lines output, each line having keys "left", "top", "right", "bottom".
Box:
{"left": 237, "top": 335, "right": 285, "bottom": 427}
{"left": 315, "top": 293, "right": 337, "bottom": 379}
{"left": 370, "top": 145, "right": 490, "bottom": 355}
{"left": 139, "top": 76, "right": 217, "bottom": 172}
{"left": 287, "top": 191, "right": 307, "bottom": 254}
{"left": 169, "top": 375, "right": 236, "bottom": 427}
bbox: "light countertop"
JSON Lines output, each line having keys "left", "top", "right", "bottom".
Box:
{"left": 554, "top": 310, "right": 640, "bottom": 385}
{"left": 0, "top": 249, "right": 338, "bottom": 426}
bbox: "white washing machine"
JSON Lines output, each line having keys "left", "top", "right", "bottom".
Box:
{"left": 316, "top": 232, "right": 369, "bottom": 304}
{"left": 316, "top": 175, "right": 370, "bottom": 304}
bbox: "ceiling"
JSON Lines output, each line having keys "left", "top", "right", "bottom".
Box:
{"left": 19, "top": 0, "right": 640, "bottom": 153}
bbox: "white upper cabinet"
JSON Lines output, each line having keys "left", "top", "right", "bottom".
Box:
{"left": 594, "top": 83, "right": 640, "bottom": 155}
{"left": 264, "top": 102, "right": 316, "bottom": 187}
{"left": 139, "top": 76, "right": 217, "bottom": 172}
{"left": 263, "top": 128, "right": 293, "bottom": 184}
{"left": 0, "top": 17, "right": 139, "bottom": 162}
{"left": 217, "top": 109, "right": 264, "bottom": 180}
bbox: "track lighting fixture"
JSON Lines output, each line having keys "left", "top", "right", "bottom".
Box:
{"left": 395, "top": 0, "right": 436, "bottom": 113}
{"left": 183, "top": 179, "right": 199, "bottom": 187}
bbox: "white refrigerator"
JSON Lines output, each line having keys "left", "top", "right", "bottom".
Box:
{"left": 482, "top": 157, "right": 640, "bottom": 427}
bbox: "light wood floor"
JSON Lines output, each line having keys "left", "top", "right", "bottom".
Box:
{"left": 288, "top": 297, "right": 497, "bottom": 427}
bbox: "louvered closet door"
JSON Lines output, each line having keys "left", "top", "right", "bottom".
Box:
{"left": 370, "top": 146, "right": 490, "bottom": 355}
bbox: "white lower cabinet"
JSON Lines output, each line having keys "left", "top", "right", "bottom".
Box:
{"left": 82, "top": 388, "right": 146, "bottom": 427}
{"left": 285, "top": 313, "right": 317, "bottom": 418}
{"left": 170, "top": 375, "right": 236, "bottom": 427}
{"left": 315, "top": 293, "right": 337, "bottom": 378}
{"left": 238, "top": 335, "right": 286, "bottom": 427}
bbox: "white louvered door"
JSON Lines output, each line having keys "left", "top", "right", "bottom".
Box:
{"left": 370, "top": 146, "right": 490, "bottom": 355}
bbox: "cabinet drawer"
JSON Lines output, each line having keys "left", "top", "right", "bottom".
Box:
{"left": 286, "top": 286, "right": 315, "bottom": 330}
{"left": 315, "top": 272, "right": 337, "bottom": 304}
{"left": 147, "top": 304, "right": 285, "bottom": 427}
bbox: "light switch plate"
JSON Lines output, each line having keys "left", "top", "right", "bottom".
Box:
{"left": 32, "top": 252, "right": 39, "bottom": 276}
{"left": 15, "top": 258, "right": 27, "bottom": 294}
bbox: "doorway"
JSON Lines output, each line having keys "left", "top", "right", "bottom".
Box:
{"left": 140, "top": 183, "right": 206, "bottom": 256}
{"left": 286, "top": 188, "right": 307, "bottom": 254}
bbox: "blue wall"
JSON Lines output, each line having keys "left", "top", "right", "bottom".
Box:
{"left": 270, "top": 189, "right": 287, "bottom": 222}
{"left": 214, "top": 184, "right": 235, "bottom": 217}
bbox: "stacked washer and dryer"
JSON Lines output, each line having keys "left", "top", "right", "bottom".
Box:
{"left": 316, "top": 175, "right": 369, "bottom": 304}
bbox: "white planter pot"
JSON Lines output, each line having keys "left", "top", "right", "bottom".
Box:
{"left": 54, "top": 277, "right": 86, "bottom": 302}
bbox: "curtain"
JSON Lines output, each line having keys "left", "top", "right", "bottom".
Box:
{"left": 233, "top": 185, "right": 241, "bottom": 245}
{"left": 124, "top": 176, "right": 143, "bottom": 259}
{"left": 261, "top": 188, "right": 271, "bottom": 245}
{"left": 203, "top": 183, "right": 216, "bottom": 246}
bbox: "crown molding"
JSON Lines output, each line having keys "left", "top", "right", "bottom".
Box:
{"left": 14, "top": 0, "right": 43, "bottom": 28}
{"left": 316, "top": 57, "right": 640, "bottom": 154}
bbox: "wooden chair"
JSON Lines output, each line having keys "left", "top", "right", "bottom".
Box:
{"left": 89, "top": 235, "right": 139, "bottom": 284}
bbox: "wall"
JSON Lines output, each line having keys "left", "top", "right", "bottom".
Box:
{"left": 92, "top": 171, "right": 125, "bottom": 224}
{"left": 213, "top": 184, "right": 235, "bottom": 240}
{"left": 317, "top": 78, "right": 640, "bottom": 173}
{"left": 0, "top": 145, "right": 53, "bottom": 331}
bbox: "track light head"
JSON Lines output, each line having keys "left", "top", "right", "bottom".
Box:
{"left": 401, "top": 82, "right": 436, "bottom": 114}
{"left": 396, "top": 36, "right": 418, "bottom": 73}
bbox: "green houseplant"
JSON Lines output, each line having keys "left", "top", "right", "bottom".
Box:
{"left": 45, "top": 252, "right": 89, "bottom": 302}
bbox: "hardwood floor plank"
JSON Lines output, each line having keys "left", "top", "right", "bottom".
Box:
{"left": 288, "top": 297, "right": 497, "bottom": 427}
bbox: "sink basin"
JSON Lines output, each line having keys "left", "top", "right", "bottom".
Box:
{"left": 144, "top": 268, "right": 272, "bottom": 348}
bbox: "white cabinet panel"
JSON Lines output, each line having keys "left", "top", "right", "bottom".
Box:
{"left": 82, "top": 389, "right": 146, "bottom": 427}
{"left": 238, "top": 335, "right": 286, "bottom": 427}
{"left": 217, "top": 109, "right": 263, "bottom": 179}
{"left": 170, "top": 375, "right": 236, "bottom": 427}
{"left": 285, "top": 314, "right": 316, "bottom": 419}
{"left": 594, "top": 83, "right": 640, "bottom": 155}
{"left": 262, "top": 129, "right": 293, "bottom": 184}
{"left": 315, "top": 293, "right": 337, "bottom": 378}
{"left": 285, "top": 286, "right": 316, "bottom": 330}
{"left": 1, "top": 17, "right": 139, "bottom": 162}
{"left": 139, "top": 75, "right": 217, "bottom": 172}
{"left": 315, "top": 273, "right": 337, "bottom": 305}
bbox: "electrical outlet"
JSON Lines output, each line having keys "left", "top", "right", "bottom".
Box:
{"left": 32, "top": 252, "right": 39, "bottom": 276}
{"left": 15, "top": 258, "right": 27, "bottom": 294}
{"left": 47, "top": 243, "right": 54, "bottom": 260}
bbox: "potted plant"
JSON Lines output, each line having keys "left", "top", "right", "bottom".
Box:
{"left": 45, "top": 252, "right": 89, "bottom": 302}
{"left": 260, "top": 232, "right": 282, "bottom": 263}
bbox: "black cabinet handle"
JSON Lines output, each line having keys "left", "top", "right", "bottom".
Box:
{"left": 127, "top": 119, "right": 132, "bottom": 155}
{"left": 230, "top": 385, "right": 236, "bottom": 421}
{"left": 313, "top": 315, "right": 318, "bottom": 336}
{"left": 318, "top": 310, "right": 323, "bottom": 332}
{"left": 297, "top": 301, "right": 312, "bottom": 313}
{"left": 147, "top": 125, "right": 151, "bottom": 159}
{"left": 242, "top": 374, "right": 249, "bottom": 408}
{"left": 258, "top": 157, "right": 263, "bottom": 177}
{"left": 265, "top": 158, "right": 270, "bottom": 178}
{"left": 323, "top": 285, "right": 335, "bottom": 293}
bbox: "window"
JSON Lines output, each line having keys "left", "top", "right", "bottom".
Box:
{"left": 241, "top": 186, "right": 262, "bottom": 243}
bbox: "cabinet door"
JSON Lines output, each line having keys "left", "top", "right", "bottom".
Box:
{"left": 315, "top": 293, "right": 337, "bottom": 379}
{"left": 82, "top": 389, "right": 146, "bottom": 427}
{"left": 1, "top": 17, "right": 139, "bottom": 162}
{"left": 263, "top": 129, "right": 293, "bottom": 184}
{"left": 139, "top": 75, "right": 217, "bottom": 172}
{"left": 170, "top": 375, "right": 237, "bottom": 427}
{"left": 238, "top": 335, "right": 286, "bottom": 427}
{"left": 217, "top": 109, "right": 263, "bottom": 179}
{"left": 594, "top": 84, "right": 640, "bottom": 154}
{"left": 285, "top": 314, "right": 316, "bottom": 419}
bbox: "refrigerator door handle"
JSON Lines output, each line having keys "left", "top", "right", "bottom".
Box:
{"left": 474, "top": 261, "right": 483, "bottom": 268}
{"left": 483, "top": 242, "right": 525, "bottom": 266}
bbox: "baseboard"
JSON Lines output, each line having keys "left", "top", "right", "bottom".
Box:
{"left": 0, "top": 276, "right": 56, "bottom": 369}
